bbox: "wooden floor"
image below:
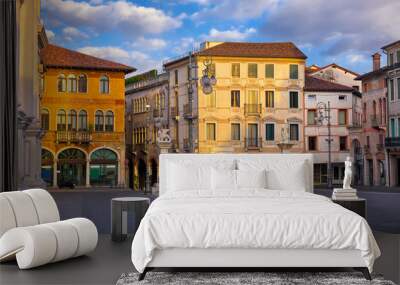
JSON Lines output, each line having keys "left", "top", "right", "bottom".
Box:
{"left": 1, "top": 233, "right": 399, "bottom": 285}
{"left": 0, "top": 235, "right": 134, "bottom": 285}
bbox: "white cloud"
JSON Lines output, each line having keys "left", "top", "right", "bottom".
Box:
{"left": 46, "top": 29, "right": 55, "bottom": 42}
{"left": 202, "top": 27, "right": 256, "bottom": 41}
{"left": 261, "top": 0, "right": 400, "bottom": 56}
{"left": 62, "top": 26, "right": 89, "bottom": 41}
{"left": 43, "top": 0, "right": 182, "bottom": 38}
{"left": 131, "top": 37, "right": 167, "bottom": 50}
{"left": 77, "top": 46, "right": 160, "bottom": 73}
{"left": 173, "top": 37, "right": 200, "bottom": 54}
{"left": 191, "top": 0, "right": 279, "bottom": 21}
{"left": 346, "top": 53, "right": 366, "bottom": 64}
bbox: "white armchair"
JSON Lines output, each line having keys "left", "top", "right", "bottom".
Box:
{"left": 0, "top": 189, "right": 98, "bottom": 269}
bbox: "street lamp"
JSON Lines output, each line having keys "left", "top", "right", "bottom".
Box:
{"left": 316, "top": 101, "right": 333, "bottom": 189}
{"left": 145, "top": 103, "right": 151, "bottom": 194}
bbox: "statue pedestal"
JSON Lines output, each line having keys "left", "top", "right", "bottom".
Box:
{"left": 332, "top": 188, "right": 358, "bottom": 200}
{"left": 158, "top": 142, "right": 172, "bottom": 154}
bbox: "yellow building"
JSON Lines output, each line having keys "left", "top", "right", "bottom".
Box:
{"left": 40, "top": 44, "right": 135, "bottom": 188}
{"left": 163, "top": 41, "right": 307, "bottom": 153}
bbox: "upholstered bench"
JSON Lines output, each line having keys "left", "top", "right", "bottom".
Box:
{"left": 0, "top": 189, "right": 98, "bottom": 269}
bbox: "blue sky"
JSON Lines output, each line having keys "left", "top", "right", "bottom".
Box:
{"left": 41, "top": 0, "right": 399, "bottom": 76}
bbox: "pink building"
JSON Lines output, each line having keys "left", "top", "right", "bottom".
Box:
{"left": 354, "top": 53, "right": 387, "bottom": 186}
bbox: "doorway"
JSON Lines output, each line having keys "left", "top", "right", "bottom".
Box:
{"left": 247, "top": 123, "right": 258, "bottom": 147}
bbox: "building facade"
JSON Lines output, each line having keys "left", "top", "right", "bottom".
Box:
{"left": 125, "top": 72, "right": 169, "bottom": 190}
{"left": 354, "top": 53, "right": 387, "bottom": 186}
{"left": 40, "top": 44, "right": 134, "bottom": 188}
{"left": 304, "top": 76, "right": 361, "bottom": 186}
{"left": 308, "top": 63, "right": 362, "bottom": 91}
{"left": 16, "top": 0, "right": 46, "bottom": 189}
{"left": 383, "top": 40, "right": 400, "bottom": 186}
{"left": 164, "top": 41, "right": 307, "bottom": 154}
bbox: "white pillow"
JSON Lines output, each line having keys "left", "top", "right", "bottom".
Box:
{"left": 237, "top": 169, "right": 267, "bottom": 189}
{"left": 237, "top": 159, "right": 307, "bottom": 191}
{"left": 168, "top": 162, "right": 211, "bottom": 191}
{"left": 212, "top": 168, "right": 236, "bottom": 190}
{"left": 265, "top": 162, "right": 306, "bottom": 191}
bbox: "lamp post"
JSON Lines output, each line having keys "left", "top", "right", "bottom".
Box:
{"left": 316, "top": 101, "right": 333, "bottom": 189}
{"left": 145, "top": 104, "right": 151, "bottom": 194}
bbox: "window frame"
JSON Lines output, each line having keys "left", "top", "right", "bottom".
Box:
{"left": 78, "top": 110, "right": 88, "bottom": 131}
{"left": 57, "top": 109, "right": 66, "bottom": 131}
{"left": 99, "top": 75, "right": 110, "bottom": 94}
{"left": 57, "top": 74, "right": 66, "bottom": 92}
{"left": 289, "top": 91, "right": 299, "bottom": 108}
{"left": 265, "top": 123, "right": 275, "bottom": 141}
{"left": 68, "top": 109, "right": 77, "bottom": 131}
{"left": 308, "top": 136, "right": 317, "bottom": 151}
{"left": 231, "top": 63, "right": 240, "bottom": 77}
{"left": 248, "top": 63, "right": 258, "bottom": 78}
{"left": 339, "top": 136, "right": 348, "bottom": 151}
{"left": 41, "top": 109, "right": 49, "bottom": 130}
{"left": 105, "top": 111, "right": 114, "bottom": 132}
{"left": 265, "top": 64, "right": 274, "bottom": 79}
{"left": 67, "top": 74, "right": 77, "bottom": 93}
{"left": 289, "top": 123, "right": 299, "bottom": 141}
{"left": 231, "top": 90, "right": 240, "bottom": 107}
{"left": 338, "top": 109, "right": 347, "bottom": 126}
{"left": 78, "top": 74, "right": 88, "bottom": 93}
{"left": 95, "top": 110, "right": 104, "bottom": 132}
{"left": 307, "top": 109, "right": 316, "bottom": 125}
{"left": 289, "top": 64, "right": 299, "bottom": 80}
{"left": 206, "top": 122, "right": 216, "bottom": 141}
{"left": 265, "top": 90, "right": 274, "bottom": 108}
{"left": 231, "top": 123, "right": 241, "bottom": 141}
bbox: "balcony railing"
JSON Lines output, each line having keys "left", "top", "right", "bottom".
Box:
{"left": 363, "top": 145, "right": 370, "bottom": 153}
{"left": 57, "top": 131, "right": 91, "bottom": 144}
{"left": 385, "top": 137, "right": 400, "bottom": 148}
{"left": 244, "top": 104, "right": 262, "bottom": 116}
{"left": 245, "top": 137, "right": 262, "bottom": 150}
{"left": 370, "top": 115, "right": 381, "bottom": 128}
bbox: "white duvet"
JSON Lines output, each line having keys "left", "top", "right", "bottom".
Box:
{"left": 131, "top": 190, "right": 380, "bottom": 273}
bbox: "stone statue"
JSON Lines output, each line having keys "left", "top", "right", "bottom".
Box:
{"left": 281, "top": 126, "right": 289, "bottom": 143}
{"left": 343, "top": 156, "right": 353, "bottom": 189}
{"left": 157, "top": 129, "right": 171, "bottom": 144}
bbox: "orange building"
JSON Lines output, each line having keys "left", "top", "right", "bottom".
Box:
{"left": 40, "top": 44, "right": 135, "bottom": 188}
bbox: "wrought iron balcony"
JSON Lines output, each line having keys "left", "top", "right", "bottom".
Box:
{"left": 370, "top": 115, "right": 380, "bottom": 128}
{"left": 244, "top": 104, "right": 262, "bottom": 116}
{"left": 385, "top": 137, "right": 400, "bottom": 148}
{"left": 56, "top": 131, "right": 91, "bottom": 144}
{"left": 245, "top": 137, "right": 262, "bottom": 150}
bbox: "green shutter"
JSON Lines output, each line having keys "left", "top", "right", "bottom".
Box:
{"left": 290, "top": 64, "right": 298, "bottom": 79}
{"left": 265, "top": 64, "right": 274, "bottom": 78}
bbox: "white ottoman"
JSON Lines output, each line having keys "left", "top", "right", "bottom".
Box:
{"left": 0, "top": 189, "right": 98, "bottom": 269}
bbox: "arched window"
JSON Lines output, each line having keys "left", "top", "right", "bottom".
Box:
{"left": 57, "top": 110, "right": 66, "bottom": 131}
{"left": 68, "top": 110, "right": 77, "bottom": 131}
{"left": 57, "top": 74, "right": 66, "bottom": 92}
{"left": 105, "top": 111, "right": 114, "bottom": 132}
{"left": 67, "top": 74, "right": 77, "bottom": 92}
{"left": 78, "top": 110, "right": 88, "bottom": 131}
{"left": 78, "top": 74, "right": 87, "bottom": 93}
{"left": 100, "top": 75, "right": 109, "bottom": 94}
{"left": 41, "top": 109, "right": 49, "bottom": 130}
{"left": 95, "top": 110, "right": 104, "bottom": 132}
{"left": 90, "top": 148, "right": 118, "bottom": 186}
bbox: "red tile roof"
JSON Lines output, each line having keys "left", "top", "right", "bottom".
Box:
{"left": 40, "top": 44, "right": 136, "bottom": 73}
{"left": 305, "top": 75, "right": 354, "bottom": 92}
{"left": 196, "top": 42, "right": 307, "bottom": 59}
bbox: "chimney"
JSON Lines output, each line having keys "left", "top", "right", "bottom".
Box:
{"left": 372, "top": 52, "right": 381, "bottom": 71}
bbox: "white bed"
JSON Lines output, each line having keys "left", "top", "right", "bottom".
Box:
{"left": 131, "top": 154, "right": 380, "bottom": 280}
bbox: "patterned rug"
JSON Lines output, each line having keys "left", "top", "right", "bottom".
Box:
{"left": 116, "top": 271, "right": 395, "bottom": 285}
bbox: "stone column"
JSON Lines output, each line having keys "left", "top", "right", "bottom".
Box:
{"left": 53, "top": 160, "right": 58, "bottom": 188}
{"left": 86, "top": 160, "right": 90, "bottom": 187}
